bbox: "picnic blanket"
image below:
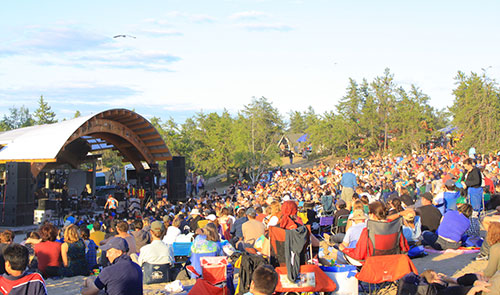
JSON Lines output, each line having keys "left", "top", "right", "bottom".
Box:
{"left": 424, "top": 246, "right": 480, "bottom": 255}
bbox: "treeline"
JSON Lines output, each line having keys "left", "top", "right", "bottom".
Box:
{"left": 2, "top": 69, "right": 499, "bottom": 182}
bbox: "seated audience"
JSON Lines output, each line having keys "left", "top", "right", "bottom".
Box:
{"left": 422, "top": 203, "right": 472, "bottom": 250}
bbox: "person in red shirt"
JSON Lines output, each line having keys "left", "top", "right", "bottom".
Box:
{"left": 33, "top": 223, "right": 62, "bottom": 278}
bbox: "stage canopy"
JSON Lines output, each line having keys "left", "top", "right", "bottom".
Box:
{"left": 0, "top": 109, "right": 172, "bottom": 176}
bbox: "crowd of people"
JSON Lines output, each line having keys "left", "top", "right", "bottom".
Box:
{"left": 2, "top": 146, "right": 500, "bottom": 294}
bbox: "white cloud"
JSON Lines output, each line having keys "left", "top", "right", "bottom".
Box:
{"left": 238, "top": 23, "right": 294, "bottom": 32}
{"left": 229, "top": 11, "right": 270, "bottom": 20}
{"left": 165, "top": 11, "right": 216, "bottom": 23}
{"left": 141, "top": 29, "right": 183, "bottom": 36}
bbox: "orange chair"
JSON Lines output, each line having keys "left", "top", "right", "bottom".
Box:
{"left": 355, "top": 217, "right": 418, "bottom": 294}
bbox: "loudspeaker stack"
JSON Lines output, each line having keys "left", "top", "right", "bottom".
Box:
{"left": 166, "top": 157, "right": 187, "bottom": 203}
{"left": 1, "top": 162, "right": 35, "bottom": 226}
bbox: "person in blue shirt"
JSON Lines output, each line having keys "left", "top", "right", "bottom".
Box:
{"left": 340, "top": 164, "right": 357, "bottom": 210}
{"left": 80, "top": 237, "right": 142, "bottom": 295}
{"left": 422, "top": 204, "right": 472, "bottom": 250}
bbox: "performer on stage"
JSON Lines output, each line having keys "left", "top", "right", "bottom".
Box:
{"left": 104, "top": 194, "right": 118, "bottom": 215}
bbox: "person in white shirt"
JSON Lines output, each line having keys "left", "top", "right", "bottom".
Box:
{"left": 162, "top": 217, "right": 182, "bottom": 245}
{"left": 139, "top": 221, "right": 174, "bottom": 267}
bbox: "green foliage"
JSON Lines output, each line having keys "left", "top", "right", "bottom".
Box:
{"left": 306, "top": 69, "right": 446, "bottom": 157}
{"left": 1, "top": 105, "right": 34, "bottom": 130}
{"left": 74, "top": 110, "right": 81, "bottom": 118}
{"left": 1, "top": 70, "right": 482, "bottom": 182}
{"left": 450, "top": 71, "right": 500, "bottom": 152}
{"left": 235, "top": 97, "right": 284, "bottom": 183}
{"left": 100, "top": 149, "right": 123, "bottom": 170}
{"left": 33, "top": 96, "right": 57, "bottom": 125}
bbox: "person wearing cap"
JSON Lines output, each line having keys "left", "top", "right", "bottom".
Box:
{"left": 402, "top": 211, "right": 422, "bottom": 246}
{"left": 138, "top": 221, "right": 174, "bottom": 284}
{"left": 416, "top": 192, "right": 442, "bottom": 233}
{"left": 339, "top": 209, "right": 367, "bottom": 249}
{"left": 187, "top": 209, "right": 202, "bottom": 233}
{"left": 81, "top": 237, "right": 142, "bottom": 295}
{"left": 240, "top": 207, "right": 265, "bottom": 250}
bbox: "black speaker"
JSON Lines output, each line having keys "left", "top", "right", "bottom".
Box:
{"left": 38, "top": 199, "right": 57, "bottom": 210}
{"left": 2, "top": 162, "right": 35, "bottom": 226}
{"left": 166, "top": 157, "right": 186, "bottom": 202}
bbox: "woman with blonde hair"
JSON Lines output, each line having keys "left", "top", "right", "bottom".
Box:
{"left": 61, "top": 224, "right": 88, "bottom": 276}
{"left": 266, "top": 201, "right": 282, "bottom": 228}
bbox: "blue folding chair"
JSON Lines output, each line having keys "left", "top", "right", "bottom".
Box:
{"left": 173, "top": 242, "right": 192, "bottom": 263}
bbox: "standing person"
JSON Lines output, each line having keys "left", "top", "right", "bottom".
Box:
{"left": 80, "top": 237, "right": 143, "bottom": 295}
{"left": 0, "top": 244, "right": 47, "bottom": 295}
{"left": 462, "top": 158, "right": 483, "bottom": 212}
{"left": 197, "top": 175, "right": 205, "bottom": 194}
{"left": 61, "top": 225, "right": 88, "bottom": 277}
{"left": 104, "top": 195, "right": 118, "bottom": 215}
{"left": 340, "top": 164, "right": 357, "bottom": 211}
{"left": 186, "top": 170, "right": 193, "bottom": 197}
{"left": 192, "top": 173, "right": 198, "bottom": 196}
{"left": 34, "top": 224, "right": 61, "bottom": 278}
{"left": 289, "top": 150, "right": 294, "bottom": 164}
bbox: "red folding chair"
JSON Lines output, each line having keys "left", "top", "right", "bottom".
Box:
{"left": 188, "top": 256, "right": 234, "bottom": 295}
{"left": 355, "top": 217, "right": 417, "bottom": 295}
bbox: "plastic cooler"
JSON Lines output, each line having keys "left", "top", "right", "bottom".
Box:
{"left": 320, "top": 265, "right": 358, "bottom": 295}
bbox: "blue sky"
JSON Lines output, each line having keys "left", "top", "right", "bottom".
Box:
{"left": 0, "top": 0, "right": 499, "bottom": 123}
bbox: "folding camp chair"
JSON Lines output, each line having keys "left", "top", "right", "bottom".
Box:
{"left": 173, "top": 242, "right": 192, "bottom": 263}
{"left": 318, "top": 216, "right": 334, "bottom": 236}
{"left": 332, "top": 214, "right": 348, "bottom": 234}
{"left": 187, "top": 256, "right": 235, "bottom": 295}
{"left": 356, "top": 217, "right": 417, "bottom": 295}
{"left": 268, "top": 226, "right": 337, "bottom": 293}
{"left": 268, "top": 225, "right": 312, "bottom": 267}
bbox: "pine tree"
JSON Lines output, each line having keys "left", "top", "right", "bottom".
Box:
{"left": 33, "top": 95, "right": 57, "bottom": 125}
{"left": 450, "top": 71, "right": 500, "bottom": 152}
